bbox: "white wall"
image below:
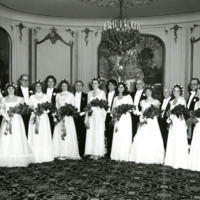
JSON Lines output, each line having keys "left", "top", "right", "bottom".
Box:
{"left": 0, "top": 5, "right": 200, "bottom": 94}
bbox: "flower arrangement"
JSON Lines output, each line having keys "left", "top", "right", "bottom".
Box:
{"left": 169, "top": 104, "right": 190, "bottom": 120}
{"left": 32, "top": 102, "right": 56, "bottom": 134}
{"left": 85, "top": 98, "right": 109, "bottom": 116}
{"left": 4, "top": 103, "right": 32, "bottom": 135}
{"left": 111, "top": 104, "right": 134, "bottom": 125}
{"left": 32, "top": 102, "right": 56, "bottom": 122}
{"left": 54, "top": 103, "right": 79, "bottom": 140}
{"left": 186, "top": 108, "right": 200, "bottom": 126}
{"left": 55, "top": 103, "right": 79, "bottom": 123}
{"left": 7, "top": 103, "right": 32, "bottom": 118}
{"left": 138, "top": 105, "right": 161, "bottom": 127}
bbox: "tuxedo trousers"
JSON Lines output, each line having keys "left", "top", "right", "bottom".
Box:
{"left": 105, "top": 113, "right": 114, "bottom": 157}
{"left": 74, "top": 115, "right": 86, "bottom": 157}
{"left": 22, "top": 114, "right": 31, "bottom": 138}
{"left": 48, "top": 113, "right": 54, "bottom": 138}
{"left": 158, "top": 117, "right": 169, "bottom": 151}
{"left": 131, "top": 114, "right": 140, "bottom": 140}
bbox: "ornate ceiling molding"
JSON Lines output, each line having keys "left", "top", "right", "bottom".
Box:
{"left": 81, "top": 0, "right": 159, "bottom": 8}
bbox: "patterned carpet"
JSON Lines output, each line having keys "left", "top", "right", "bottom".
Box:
{"left": 0, "top": 157, "right": 200, "bottom": 200}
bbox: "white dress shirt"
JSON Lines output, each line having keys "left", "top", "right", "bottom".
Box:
{"left": 187, "top": 91, "right": 196, "bottom": 109}
{"left": 47, "top": 88, "right": 54, "bottom": 102}
{"left": 21, "top": 86, "right": 29, "bottom": 105}
{"left": 75, "top": 92, "right": 82, "bottom": 112}
{"left": 107, "top": 91, "right": 115, "bottom": 113}
{"left": 161, "top": 96, "right": 171, "bottom": 117}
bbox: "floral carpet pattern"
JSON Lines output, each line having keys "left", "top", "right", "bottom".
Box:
{"left": 0, "top": 158, "right": 200, "bottom": 200}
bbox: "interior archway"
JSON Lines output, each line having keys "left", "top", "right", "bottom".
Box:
{"left": 0, "top": 26, "right": 11, "bottom": 88}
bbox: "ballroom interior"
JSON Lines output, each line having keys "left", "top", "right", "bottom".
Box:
{"left": 0, "top": 0, "right": 200, "bottom": 93}
{"left": 1, "top": 0, "right": 200, "bottom": 199}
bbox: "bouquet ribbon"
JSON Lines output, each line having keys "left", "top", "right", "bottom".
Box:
{"left": 4, "top": 118, "right": 12, "bottom": 135}
{"left": 61, "top": 119, "right": 67, "bottom": 140}
{"left": 35, "top": 116, "right": 40, "bottom": 134}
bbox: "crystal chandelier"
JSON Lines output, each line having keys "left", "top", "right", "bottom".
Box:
{"left": 101, "top": 0, "right": 140, "bottom": 54}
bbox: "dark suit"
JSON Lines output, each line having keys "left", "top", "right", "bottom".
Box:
{"left": 105, "top": 92, "right": 116, "bottom": 157}
{"left": 44, "top": 87, "right": 59, "bottom": 137}
{"left": 130, "top": 89, "right": 146, "bottom": 139}
{"left": 187, "top": 93, "right": 199, "bottom": 111}
{"left": 158, "top": 97, "right": 172, "bottom": 150}
{"left": 187, "top": 92, "right": 199, "bottom": 145}
{"left": 17, "top": 86, "right": 33, "bottom": 137}
{"left": 74, "top": 92, "right": 88, "bottom": 157}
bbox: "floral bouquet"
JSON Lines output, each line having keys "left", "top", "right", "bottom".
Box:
{"left": 186, "top": 108, "right": 200, "bottom": 127}
{"left": 138, "top": 105, "right": 161, "bottom": 127}
{"left": 32, "top": 102, "right": 56, "bottom": 134}
{"left": 85, "top": 98, "right": 109, "bottom": 116}
{"left": 4, "top": 103, "right": 32, "bottom": 135}
{"left": 111, "top": 104, "right": 134, "bottom": 132}
{"left": 169, "top": 104, "right": 190, "bottom": 120}
{"left": 54, "top": 103, "right": 79, "bottom": 140}
{"left": 186, "top": 108, "right": 200, "bottom": 139}
{"left": 7, "top": 103, "right": 32, "bottom": 118}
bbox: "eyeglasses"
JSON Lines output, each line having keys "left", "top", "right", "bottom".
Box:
{"left": 22, "top": 79, "right": 29, "bottom": 82}
{"left": 190, "top": 83, "right": 198, "bottom": 86}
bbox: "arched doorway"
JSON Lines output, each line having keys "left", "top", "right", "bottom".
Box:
{"left": 0, "top": 27, "right": 11, "bottom": 88}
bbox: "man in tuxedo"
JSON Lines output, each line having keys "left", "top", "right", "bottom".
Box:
{"left": 17, "top": 74, "right": 33, "bottom": 137}
{"left": 158, "top": 87, "right": 172, "bottom": 150}
{"left": 105, "top": 79, "right": 117, "bottom": 157}
{"left": 44, "top": 75, "right": 59, "bottom": 137}
{"left": 74, "top": 80, "right": 88, "bottom": 157}
{"left": 187, "top": 78, "right": 200, "bottom": 145}
{"left": 187, "top": 78, "right": 199, "bottom": 110}
{"left": 131, "top": 79, "right": 146, "bottom": 140}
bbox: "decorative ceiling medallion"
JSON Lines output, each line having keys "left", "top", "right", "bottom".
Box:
{"left": 81, "top": 0, "right": 159, "bottom": 8}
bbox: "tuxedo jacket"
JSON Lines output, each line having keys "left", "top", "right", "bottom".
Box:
{"left": 130, "top": 89, "right": 146, "bottom": 111}
{"left": 160, "top": 97, "right": 173, "bottom": 119}
{"left": 17, "top": 86, "right": 33, "bottom": 98}
{"left": 187, "top": 93, "right": 199, "bottom": 111}
{"left": 44, "top": 88, "right": 59, "bottom": 105}
{"left": 74, "top": 92, "right": 88, "bottom": 112}
{"left": 106, "top": 92, "right": 116, "bottom": 112}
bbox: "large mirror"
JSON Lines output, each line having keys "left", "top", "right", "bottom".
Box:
{"left": 34, "top": 27, "right": 73, "bottom": 83}
{"left": 98, "top": 34, "right": 165, "bottom": 99}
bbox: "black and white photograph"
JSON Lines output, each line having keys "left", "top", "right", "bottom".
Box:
{"left": 0, "top": 0, "right": 200, "bottom": 199}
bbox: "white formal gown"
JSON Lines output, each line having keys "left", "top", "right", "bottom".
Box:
{"left": 0, "top": 97, "right": 34, "bottom": 167}
{"left": 111, "top": 94, "right": 133, "bottom": 161}
{"left": 53, "top": 91, "right": 80, "bottom": 159}
{"left": 129, "top": 99, "right": 165, "bottom": 164}
{"left": 85, "top": 89, "right": 107, "bottom": 157}
{"left": 189, "top": 101, "right": 200, "bottom": 171}
{"left": 28, "top": 93, "right": 54, "bottom": 163}
{"left": 164, "top": 97, "right": 188, "bottom": 169}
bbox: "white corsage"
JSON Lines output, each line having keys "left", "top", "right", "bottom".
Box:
{"left": 53, "top": 93, "right": 57, "bottom": 96}
{"left": 29, "top": 90, "right": 33, "bottom": 94}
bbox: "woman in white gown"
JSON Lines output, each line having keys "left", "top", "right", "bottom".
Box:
{"left": 84, "top": 78, "right": 107, "bottom": 159}
{"left": 0, "top": 83, "right": 34, "bottom": 167}
{"left": 111, "top": 82, "right": 133, "bottom": 161}
{"left": 28, "top": 81, "right": 54, "bottom": 163}
{"left": 164, "top": 84, "right": 188, "bottom": 169}
{"left": 189, "top": 87, "right": 200, "bottom": 171}
{"left": 53, "top": 79, "right": 80, "bottom": 159}
{"left": 129, "top": 86, "right": 165, "bottom": 164}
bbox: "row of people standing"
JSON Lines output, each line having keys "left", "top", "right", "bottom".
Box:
{"left": 105, "top": 78, "right": 200, "bottom": 171}
{"left": 0, "top": 74, "right": 200, "bottom": 172}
